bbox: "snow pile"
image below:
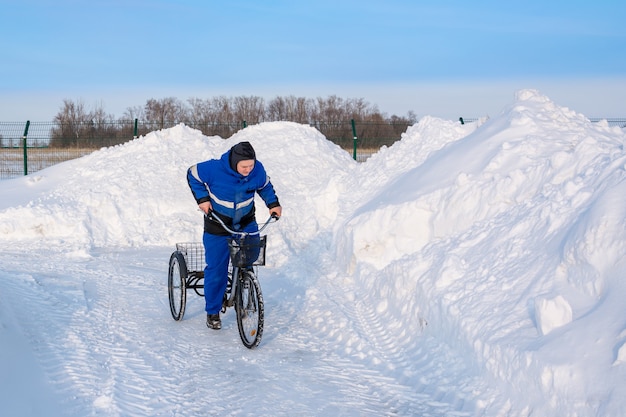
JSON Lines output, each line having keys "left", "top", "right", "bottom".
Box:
{"left": 534, "top": 295, "right": 573, "bottom": 336}
{"left": 1, "top": 89, "right": 625, "bottom": 416}
{"left": 332, "top": 90, "right": 626, "bottom": 415}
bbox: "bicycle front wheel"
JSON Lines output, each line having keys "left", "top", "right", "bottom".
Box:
{"left": 235, "top": 270, "right": 264, "bottom": 349}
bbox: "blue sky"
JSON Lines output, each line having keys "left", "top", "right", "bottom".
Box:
{"left": 1, "top": 0, "right": 625, "bottom": 121}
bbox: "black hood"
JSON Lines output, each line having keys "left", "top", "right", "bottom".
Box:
{"left": 229, "top": 141, "right": 256, "bottom": 172}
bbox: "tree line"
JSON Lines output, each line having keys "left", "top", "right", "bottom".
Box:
{"left": 50, "top": 95, "right": 417, "bottom": 149}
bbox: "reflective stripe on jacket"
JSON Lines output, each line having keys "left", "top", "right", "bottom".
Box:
{"left": 187, "top": 149, "right": 279, "bottom": 233}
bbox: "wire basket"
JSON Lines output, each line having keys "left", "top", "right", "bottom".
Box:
{"left": 228, "top": 235, "right": 267, "bottom": 267}
{"left": 175, "top": 242, "right": 206, "bottom": 272}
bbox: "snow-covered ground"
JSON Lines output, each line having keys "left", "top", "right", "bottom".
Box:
{"left": 1, "top": 89, "right": 625, "bottom": 416}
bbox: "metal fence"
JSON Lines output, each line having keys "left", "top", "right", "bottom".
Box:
{"left": 0, "top": 118, "right": 415, "bottom": 179}
{"left": 1, "top": 118, "right": 625, "bottom": 180}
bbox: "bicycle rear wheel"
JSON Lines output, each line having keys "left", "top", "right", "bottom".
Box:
{"left": 235, "top": 270, "right": 264, "bottom": 348}
{"left": 168, "top": 251, "right": 187, "bottom": 321}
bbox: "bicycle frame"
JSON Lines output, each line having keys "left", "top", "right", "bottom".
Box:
{"left": 210, "top": 213, "right": 278, "bottom": 311}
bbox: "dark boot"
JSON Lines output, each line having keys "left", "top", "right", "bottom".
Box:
{"left": 206, "top": 313, "right": 221, "bottom": 330}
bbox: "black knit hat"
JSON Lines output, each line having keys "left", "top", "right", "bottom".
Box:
{"left": 229, "top": 141, "right": 256, "bottom": 171}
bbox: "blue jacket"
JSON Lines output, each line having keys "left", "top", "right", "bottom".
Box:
{"left": 187, "top": 149, "right": 280, "bottom": 233}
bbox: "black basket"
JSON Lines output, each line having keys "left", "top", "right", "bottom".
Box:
{"left": 175, "top": 242, "right": 206, "bottom": 272}
{"left": 228, "top": 235, "right": 267, "bottom": 267}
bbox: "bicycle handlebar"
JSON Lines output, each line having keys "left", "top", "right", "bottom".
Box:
{"left": 209, "top": 211, "right": 279, "bottom": 236}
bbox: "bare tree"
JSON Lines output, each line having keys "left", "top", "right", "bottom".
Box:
{"left": 122, "top": 105, "right": 145, "bottom": 121}
{"left": 344, "top": 97, "right": 372, "bottom": 120}
{"left": 266, "top": 95, "right": 313, "bottom": 123}
{"left": 290, "top": 96, "right": 313, "bottom": 123}
{"left": 266, "top": 96, "right": 288, "bottom": 121}
{"left": 51, "top": 99, "right": 91, "bottom": 147}
{"left": 212, "top": 96, "right": 240, "bottom": 137}
{"left": 313, "top": 95, "right": 347, "bottom": 123}
{"left": 187, "top": 96, "right": 241, "bottom": 137}
{"left": 48, "top": 94, "right": 418, "bottom": 150}
{"left": 86, "top": 102, "right": 118, "bottom": 146}
{"left": 310, "top": 96, "right": 354, "bottom": 143}
{"left": 233, "top": 96, "right": 265, "bottom": 125}
{"left": 50, "top": 99, "right": 133, "bottom": 148}
{"left": 144, "top": 97, "right": 188, "bottom": 130}
{"left": 187, "top": 97, "right": 225, "bottom": 136}
{"left": 187, "top": 98, "right": 211, "bottom": 125}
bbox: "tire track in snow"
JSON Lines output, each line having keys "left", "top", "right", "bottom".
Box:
{"left": 0, "top": 249, "right": 237, "bottom": 416}
{"left": 91, "top": 249, "right": 297, "bottom": 416}
{"left": 0, "top": 257, "right": 99, "bottom": 416}
{"left": 85, "top": 255, "right": 177, "bottom": 416}
{"left": 83, "top": 249, "right": 244, "bottom": 416}
{"left": 298, "top": 275, "right": 478, "bottom": 416}
{"left": 1, "top": 247, "right": 485, "bottom": 416}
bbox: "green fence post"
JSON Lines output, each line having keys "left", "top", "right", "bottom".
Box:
{"left": 242, "top": 120, "right": 247, "bottom": 129}
{"left": 22, "top": 120, "right": 30, "bottom": 176}
{"left": 351, "top": 119, "right": 358, "bottom": 160}
{"left": 133, "top": 118, "right": 138, "bottom": 138}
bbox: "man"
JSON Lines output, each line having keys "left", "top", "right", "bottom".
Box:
{"left": 187, "top": 141, "right": 282, "bottom": 330}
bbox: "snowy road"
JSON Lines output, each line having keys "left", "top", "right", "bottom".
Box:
{"left": 1, "top": 246, "right": 481, "bottom": 417}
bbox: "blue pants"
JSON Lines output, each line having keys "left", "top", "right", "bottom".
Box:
{"left": 202, "top": 221, "right": 258, "bottom": 314}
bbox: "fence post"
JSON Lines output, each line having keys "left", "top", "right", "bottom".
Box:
{"left": 22, "top": 120, "right": 30, "bottom": 176}
{"left": 242, "top": 120, "right": 247, "bottom": 129}
{"left": 351, "top": 119, "right": 357, "bottom": 160}
{"left": 133, "top": 118, "right": 138, "bottom": 138}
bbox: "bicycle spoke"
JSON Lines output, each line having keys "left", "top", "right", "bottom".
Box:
{"left": 236, "top": 272, "right": 264, "bottom": 348}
